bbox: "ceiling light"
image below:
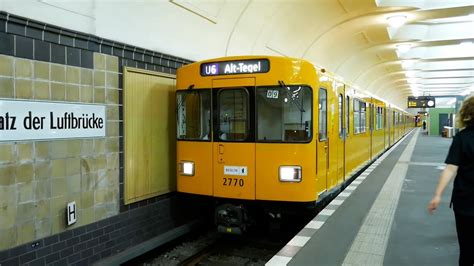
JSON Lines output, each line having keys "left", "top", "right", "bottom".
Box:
{"left": 387, "top": 15, "right": 407, "bottom": 27}
{"left": 401, "top": 60, "right": 415, "bottom": 68}
{"left": 407, "top": 78, "right": 417, "bottom": 84}
{"left": 396, "top": 43, "right": 412, "bottom": 53}
{"left": 405, "top": 71, "right": 416, "bottom": 78}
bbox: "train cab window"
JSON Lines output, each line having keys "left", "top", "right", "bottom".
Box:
{"left": 176, "top": 90, "right": 211, "bottom": 140}
{"left": 218, "top": 89, "right": 249, "bottom": 141}
{"left": 256, "top": 86, "right": 312, "bottom": 142}
{"left": 338, "top": 94, "right": 343, "bottom": 138}
{"left": 318, "top": 88, "right": 327, "bottom": 141}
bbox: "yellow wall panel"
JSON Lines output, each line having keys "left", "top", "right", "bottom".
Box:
{"left": 124, "top": 68, "right": 176, "bottom": 204}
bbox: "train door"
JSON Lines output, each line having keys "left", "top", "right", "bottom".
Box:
{"left": 336, "top": 88, "right": 345, "bottom": 184}
{"left": 212, "top": 78, "right": 256, "bottom": 200}
{"left": 317, "top": 87, "right": 329, "bottom": 194}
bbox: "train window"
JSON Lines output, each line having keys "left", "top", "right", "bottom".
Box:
{"left": 176, "top": 90, "right": 211, "bottom": 140}
{"left": 339, "top": 94, "right": 343, "bottom": 138}
{"left": 346, "top": 96, "right": 350, "bottom": 136}
{"left": 360, "top": 102, "right": 366, "bottom": 133}
{"left": 218, "top": 89, "right": 249, "bottom": 141}
{"left": 318, "top": 88, "right": 327, "bottom": 141}
{"left": 256, "top": 85, "right": 312, "bottom": 142}
{"left": 375, "top": 107, "right": 383, "bottom": 130}
{"left": 354, "top": 99, "right": 360, "bottom": 134}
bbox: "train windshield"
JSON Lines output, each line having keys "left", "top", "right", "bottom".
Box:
{"left": 176, "top": 90, "right": 211, "bottom": 140}
{"left": 256, "top": 86, "right": 312, "bottom": 142}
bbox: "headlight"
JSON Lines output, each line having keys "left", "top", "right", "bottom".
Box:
{"left": 279, "top": 166, "right": 302, "bottom": 182}
{"left": 180, "top": 161, "right": 195, "bottom": 176}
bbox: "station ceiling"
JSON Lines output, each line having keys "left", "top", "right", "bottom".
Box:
{"left": 2, "top": 0, "right": 474, "bottom": 108}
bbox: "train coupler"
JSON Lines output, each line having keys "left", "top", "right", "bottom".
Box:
{"left": 215, "top": 204, "right": 251, "bottom": 235}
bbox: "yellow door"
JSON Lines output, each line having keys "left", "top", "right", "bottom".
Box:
{"left": 316, "top": 87, "right": 328, "bottom": 194}
{"left": 212, "top": 78, "right": 256, "bottom": 200}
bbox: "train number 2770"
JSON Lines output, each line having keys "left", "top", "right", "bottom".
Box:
{"left": 223, "top": 177, "right": 244, "bottom": 187}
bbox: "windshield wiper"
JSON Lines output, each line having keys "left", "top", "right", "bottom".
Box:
{"left": 278, "top": 80, "right": 305, "bottom": 113}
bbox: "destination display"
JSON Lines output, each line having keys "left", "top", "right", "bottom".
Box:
{"left": 0, "top": 100, "right": 106, "bottom": 141}
{"left": 408, "top": 96, "right": 436, "bottom": 108}
{"left": 200, "top": 59, "right": 270, "bottom": 76}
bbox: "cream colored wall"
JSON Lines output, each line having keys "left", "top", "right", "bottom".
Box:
{"left": 0, "top": 53, "right": 120, "bottom": 249}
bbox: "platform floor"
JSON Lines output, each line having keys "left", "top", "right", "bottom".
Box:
{"left": 267, "top": 129, "right": 459, "bottom": 266}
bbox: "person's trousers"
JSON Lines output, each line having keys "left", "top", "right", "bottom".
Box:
{"left": 454, "top": 212, "right": 474, "bottom": 266}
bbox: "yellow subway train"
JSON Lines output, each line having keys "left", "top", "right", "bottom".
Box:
{"left": 175, "top": 56, "right": 413, "bottom": 233}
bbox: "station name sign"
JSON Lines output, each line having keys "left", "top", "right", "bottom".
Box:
{"left": 407, "top": 96, "right": 436, "bottom": 108}
{"left": 200, "top": 59, "right": 270, "bottom": 76}
{"left": 0, "top": 100, "right": 106, "bottom": 141}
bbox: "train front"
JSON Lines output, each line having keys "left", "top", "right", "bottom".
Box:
{"left": 176, "top": 56, "right": 318, "bottom": 234}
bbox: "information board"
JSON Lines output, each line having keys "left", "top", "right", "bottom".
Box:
{"left": 0, "top": 100, "right": 106, "bottom": 141}
{"left": 407, "top": 96, "right": 436, "bottom": 108}
{"left": 201, "top": 59, "right": 270, "bottom": 76}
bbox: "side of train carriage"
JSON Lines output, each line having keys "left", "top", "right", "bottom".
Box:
{"left": 175, "top": 56, "right": 414, "bottom": 233}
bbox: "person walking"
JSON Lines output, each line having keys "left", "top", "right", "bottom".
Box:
{"left": 428, "top": 96, "right": 474, "bottom": 266}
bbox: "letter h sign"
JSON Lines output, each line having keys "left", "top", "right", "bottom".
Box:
{"left": 67, "top": 201, "right": 77, "bottom": 225}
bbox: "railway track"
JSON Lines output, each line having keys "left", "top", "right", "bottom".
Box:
{"left": 129, "top": 218, "right": 306, "bottom": 266}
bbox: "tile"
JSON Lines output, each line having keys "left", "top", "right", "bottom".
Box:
{"left": 16, "top": 35, "right": 34, "bottom": 59}
{"left": 66, "top": 66, "right": 80, "bottom": 84}
{"left": 15, "top": 58, "right": 33, "bottom": 78}
{"left": 34, "top": 61, "right": 50, "bottom": 80}
{"left": 34, "top": 142, "right": 50, "bottom": 160}
{"left": 50, "top": 141, "right": 68, "bottom": 159}
{"left": 81, "top": 68, "right": 93, "bottom": 86}
{"left": 15, "top": 79, "right": 33, "bottom": 99}
{"left": 7, "top": 21, "right": 25, "bottom": 35}
{"left": 34, "top": 40, "right": 51, "bottom": 62}
{"left": 60, "top": 35, "right": 74, "bottom": 47}
{"left": 17, "top": 221, "right": 35, "bottom": 246}
{"left": 306, "top": 220, "right": 324, "bottom": 229}
{"left": 93, "top": 53, "right": 106, "bottom": 70}
{"left": 18, "top": 182, "right": 34, "bottom": 203}
{"left": 0, "top": 32, "right": 15, "bottom": 56}
{"left": 16, "top": 142, "right": 33, "bottom": 162}
{"left": 51, "top": 177, "right": 67, "bottom": 197}
{"left": 35, "top": 180, "right": 51, "bottom": 201}
{"left": 75, "top": 38, "right": 88, "bottom": 50}
{"left": 66, "top": 47, "right": 80, "bottom": 67}
{"left": 51, "top": 159, "right": 67, "bottom": 179}
{"left": 16, "top": 163, "right": 34, "bottom": 183}
{"left": 0, "top": 55, "right": 14, "bottom": 76}
{"left": 0, "top": 77, "right": 14, "bottom": 97}
{"left": 94, "top": 70, "right": 105, "bottom": 87}
{"left": 66, "top": 84, "right": 80, "bottom": 101}
{"left": 0, "top": 165, "right": 15, "bottom": 185}
{"left": 106, "top": 89, "right": 118, "bottom": 104}
{"left": 0, "top": 228, "right": 17, "bottom": 250}
{"left": 100, "top": 44, "right": 112, "bottom": 55}
{"left": 81, "top": 49, "right": 93, "bottom": 69}
{"left": 51, "top": 43, "right": 66, "bottom": 64}
{"left": 81, "top": 85, "right": 93, "bottom": 103}
{"left": 34, "top": 81, "right": 50, "bottom": 100}
{"left": 51, "top": 83, "right": 65, "bottom": 101}
{"left": 50, "top": 64, "right": 65, "bottom": 82}
{"left": 26, "top": 27, "right": 42, "bottom": 40}
{"left": 44, "top": 31, "right": 59, "bottom": 43}
{"left": 106, "top": 72, "right": 118, "bottom": 88}
{"left": 94, "top": 87, "right": 105, "bottom": 103}
{"left": 16, "top": 202, "right": 34, "bottom": 222}
{"left": 34, "top": 162, "right": 50, "bottom": 180}
{"left": 287, "top": 235, "right": 310, "bottom": 247}
{"left": 105, "top": 55, "right": 119, "bottom": 72}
